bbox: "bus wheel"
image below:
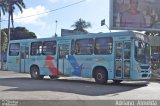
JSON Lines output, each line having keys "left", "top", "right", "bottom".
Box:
{"left": 113, "top": 80, "right": 122, "bottom": 84}
{"left": 94, "top": 68, "right": 107, "bottom": 84}
{"left": 30, "top": 66, "right": 41, "bottom": 80}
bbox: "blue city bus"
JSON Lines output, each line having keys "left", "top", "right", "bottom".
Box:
{"left": 7, "top": 31, "right": 151, "bottom": 84}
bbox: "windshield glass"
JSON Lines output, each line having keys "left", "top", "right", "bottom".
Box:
{"left": 135, "top": 40, "right": 150, "bottom": 64}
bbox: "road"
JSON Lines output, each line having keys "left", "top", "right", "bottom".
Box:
{"left": 0, "top": 70, "right": 160, "bottom": 100}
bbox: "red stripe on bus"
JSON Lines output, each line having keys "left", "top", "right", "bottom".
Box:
{"left": 45, "top": 56, "right": 58, "bottom": 76}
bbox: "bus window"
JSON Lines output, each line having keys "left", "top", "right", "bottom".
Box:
{"left": 59, "top": 45, "right": 70, "bottom": 59}
{"left": 71, "top": 40, "right": 75, "bottom": 55}
{"left": 124, "top": 42, "right": 131, "bottom": 59}
{"left": 9, "top": 43, "right": 20, "bottom": 56}
{"left": 135, "top": 40, "right": 150, "bottom": 64}
{"left": 75, "top": 38, "right": 93, "bottom": 55}
{"left": 31, "top": 42, "right": 42, "bottom": 55}
{"left": 95, "top": 37, "right": 113, "bottom": 55}
{"left": 124, "top": 60, "right": 130, "bottom": 77}
{"left": 115, "top": 60, "right": 122, "bottom": 77}
{"left": 116, "top": 43, "right": 122, "bottom": 59}
{"left": 21, "top": 47, "right": 29, "bottom": 59}
{"left": 42, "top": 41, "right": 57, "bottom": 55}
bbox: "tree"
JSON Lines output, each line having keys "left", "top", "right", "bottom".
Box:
{"left": 11, "top": 27, "right": 37, "bottom": 40}
{"left": 1, "top": 26, "right": 36, "bottom": 62}
{"left": 1, "top": 30, "right": 8, "bottom": 52}
{"left": 0, "top": 0, "right": 7, "bottom": 16}
{"left": 3, "top": 27, "right": 37, "bottom": 40}
{"left": 6, "top": 0, "right": 26, "bottom": 41}
{"left": 0, "top": 0, "right": 7, "bottom": 68}
{"left": 71, "top": 18, "right": 91, "bottom": 33}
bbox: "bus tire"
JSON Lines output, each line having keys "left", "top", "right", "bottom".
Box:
{"left": 113, "top": 80, "right": 122, "bottom": 84}
{"left": 30, "top": 66, "right": 42, "bottom": 80}
{"left": 94, "top": 68, "right": 108, "bottom": 84}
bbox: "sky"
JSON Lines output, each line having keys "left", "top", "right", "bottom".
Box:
{"left": 1, "top": 0, "right": 110, "bottom": 38}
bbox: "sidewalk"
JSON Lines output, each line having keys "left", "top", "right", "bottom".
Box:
{"left": 150, "top": 68, "right": 160, "bottom": 82}
{"left": 150, "top": 76, "right": 160, "bottom": 81}
{"left": 0, "top": 70, "right": 30, "bottom": 79}
{"left": 151, "top": 76, "right": 160, "bottom": 81}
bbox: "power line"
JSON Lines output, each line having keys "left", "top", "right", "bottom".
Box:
{"left": 1, "top": 0, "right": 86, "bottom": 22}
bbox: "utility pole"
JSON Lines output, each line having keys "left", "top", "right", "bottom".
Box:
{"left": 0, "top": 12, "right": 1, "bottom": 70}
{"left": 0, "top": 0, "right": 3, "bottom": 69}
{"left": 8, "top": 2, "right": 11, "bottom": 41}
{"left": 55, "top": 20, "right": 58, "bottom": 37}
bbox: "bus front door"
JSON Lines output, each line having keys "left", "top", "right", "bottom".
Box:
{"left": 20, "top": 46, "right": 29, "bottom": 73}
{"left": 115, "top": 41, "right": 131, "bottom": 79}
{"left": 57, "top": 44, "right": 70, "bottom": 75}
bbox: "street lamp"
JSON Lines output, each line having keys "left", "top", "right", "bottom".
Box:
{"left": 101, "top": 19, "right": 111, "bottom": 32}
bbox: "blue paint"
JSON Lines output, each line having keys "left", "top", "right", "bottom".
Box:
{"left": 66, "top": 55, "right": 82, "bottom": 76}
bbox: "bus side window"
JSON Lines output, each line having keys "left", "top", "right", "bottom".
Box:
{"left": 124, "top": 51, "right": 130, "bottom": 59}
{"left": 116, "top": 49, "right": 122, "bottom": 59}
{"left": 42, "top": 41, "right": 57, "bottom": 55}
{"left": 116, "top": 66, "right": 121, "bottom": 76}
{"left": 75, "top": 38, "right": 93, "bottom": 55}
{"left": 124, "top": 42, "right": 131, "bottom": 59}
{"left": 31, "top": 42, "right": 42, "bottom": 55}
{"left": 116, "top": 43, "right": 122, "bottom": 59}
{"left": 95, "top": 37, "right": 113, "bottom": 55}
{"left": 21, "top": 52, "right": 29, "bottom": 59}
{"left": 9, "top": 43, "right": 20, "bottom": 56}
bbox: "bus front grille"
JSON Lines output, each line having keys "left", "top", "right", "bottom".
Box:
{"left": 142, "top": 74, "right": 148, "bottom": 78}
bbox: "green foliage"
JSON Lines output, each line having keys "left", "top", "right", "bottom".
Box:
{"left": 1, "top": 30, "right": 8, "bottom": 52}
{"left": 71, "top": 18, "right": 91, "bottom": 33}
{"left": 5, "top": 0, "right": 26, "bottom": 40}
{"left": 3, "top": 27, "right": 37, "bottom": 40}
{"left": 0, "top": 0, "right": 7, "bottom": 16}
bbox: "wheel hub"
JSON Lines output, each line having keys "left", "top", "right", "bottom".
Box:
{"left": 97, "top": 73, "right": 103, "bottom": 80}
{"left": 33, "top": 70, "right": 38, "bottom": 77}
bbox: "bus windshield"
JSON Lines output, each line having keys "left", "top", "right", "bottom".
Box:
{"left": 135, "top": 40, "right": 150, "bottom": 64}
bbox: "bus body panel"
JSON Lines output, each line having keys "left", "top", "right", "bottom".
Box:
{"left": 7, "top": 31, "right": 151, "bottom": 81}
{"left": 7, "top": 56, "right": 20, "bottom": 72}
{"left": 90, "top": 55, "right": 115, "bottom": 79}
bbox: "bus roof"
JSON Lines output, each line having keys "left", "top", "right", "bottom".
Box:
{"left": 9, "top": 31, "right": 146, "bottom": 43}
